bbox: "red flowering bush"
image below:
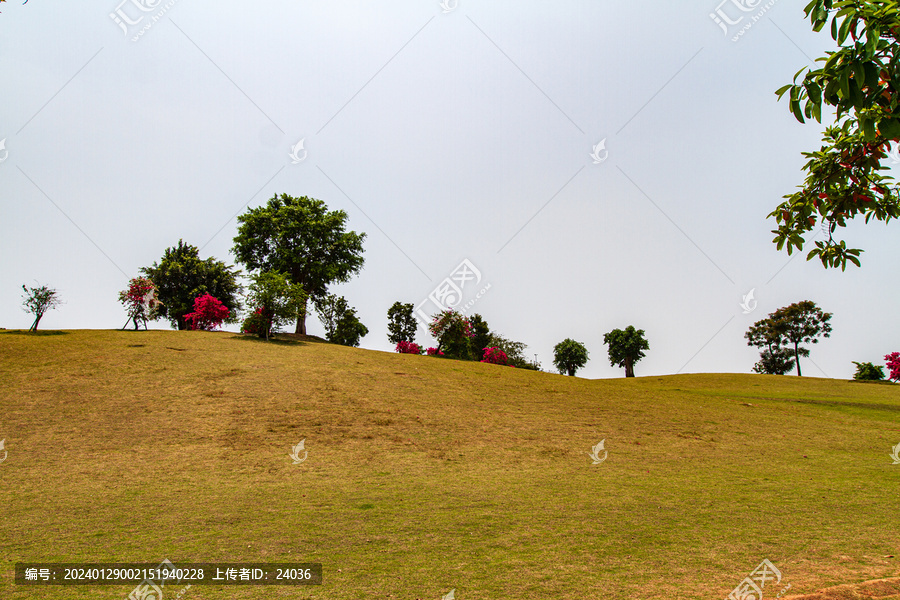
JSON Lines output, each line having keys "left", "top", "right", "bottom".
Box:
{"left": 481, "top": 346, "right": 509, "bottom": 365}
{"left": 183, "top": 293, "right": 230, "bottom": 331}
{"left": 426, "top": 347, "right": 444, "bottom": 357}
{"left": 886, "top": 352, "right": 900, "bottom": 382}
{"left": 395, "top": 341, "right": 422, "bottom": 354}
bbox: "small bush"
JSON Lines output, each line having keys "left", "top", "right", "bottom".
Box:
{"left": 853, "top": 361, "right": 885, "bottom": 381}
{"left": 426, "top": 347, "right": 444, "bottom": 357}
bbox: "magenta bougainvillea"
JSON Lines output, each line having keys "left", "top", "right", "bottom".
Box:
{"left": 426, "top": 347, "right": 444, "bottom": 357}
{"left": 481, "top": 346, "right": 509, "bottom": 366}
{"left": 395, "top": 341, "right": 422, "bottom": 354}
{"left": 183, "top": 293, "right": 230, "bottom": 331}
{"left": 886, "top": 352, "right": 900, "bottom": 382}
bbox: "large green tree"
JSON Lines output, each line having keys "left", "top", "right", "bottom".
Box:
{"left": 603, "top": 326, "right": 649, "bottom": 378}
{"left": 386, "top": 301, "right": 418, "bottom": 345}
{"left": 745, "top": 300, "right": 832, "bottom": 377}
{"left": 774, "top": 0, "right": 900, "bottom": 269}
{"left": 141, "top": 240, "right": 241, "bottom": 330}
{"left": 232, "top": 194, "right": 366, "bottom": 335}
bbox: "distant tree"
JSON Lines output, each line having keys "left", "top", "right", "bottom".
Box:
{"left": 246, "top": 271, "right": 308, "bottom": 340}
{"left": 747, "top": 300, "right": 832, "bottom": 376}
{"left": 232, "top": 194, "right": 366, "bottom": 335}
{"left": 118, "top": 276, "right": 162, "bottom": 331}
{"left": 603, "top": 326, "right": 649, "bottom": 378}
{"left": 387, "top": 301, "right": 418, "bottom": 345}
{"left": 853, "top": 361, "right": 885, "bottom": 381}
{"left": 142, "top": 240, "right": 241, "bottom": 330}
{"left": 21, "top": 284, "right": 61, "bottom": 332}
{"left": 183, "top": 294, "right": 230, "bottom": 331}
{"left": 752, "top": 347, "right": 797, "bottom": 376}
{"left": 428, "top": 309, "right": 474, "bottom": 359}
{"left": 315, "top": 294, "right": 368, "bottom": 347}
{"left": 553, "top": 338, "right": 589, "bottom": 376}
{"left": 333, "top": 308, "right": 368, "bottom": 347}
{"left": 468, "top": 314, "right": 491, "bottom": 360}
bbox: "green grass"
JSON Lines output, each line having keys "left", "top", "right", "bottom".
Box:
{"left": 1, "top": 329, "right": 899, "bottom": 599}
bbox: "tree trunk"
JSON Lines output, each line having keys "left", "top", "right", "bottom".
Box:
{"left": 295, "top": 297, "right": 308, "bottom": 335}
{"left": 567, "top": 367, "right": 575, "bottom": 376}
{"left": 30, "top": 313, "right": 42, "bottom": 332}
{"left": 794, "top": 342, "right": 802, "bottom": 376}
{"left": 625, "top": 357, "right": 635, "bottom": 378}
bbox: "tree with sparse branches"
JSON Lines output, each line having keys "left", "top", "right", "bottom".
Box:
{"left": 387, "top": 302, "right": 418, "bottom": 345}
{"left": 118, "top": 277, "right": 162, "bottom": 331}
{"left": 603, "top": 326, "right": 649, "bottom": 378}
{"left": 773, "top": 0, "right": 900, "bottom": 269}
{"left": 553, "top": 338, "right": 589, "bottom": 376}
{"left": 21, "top": 284, "right": 61, "bottom": 332}
{"left": 746, "top": 300, "right": 832, "bottom": 376}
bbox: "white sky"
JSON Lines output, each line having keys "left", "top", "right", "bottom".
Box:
{"left": 1, "top": 0, "right": 897, "bottom": 379}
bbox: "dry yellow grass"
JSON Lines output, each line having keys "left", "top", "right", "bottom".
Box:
{"left": 1, "top": 329, "right": 898, "bottom": 599}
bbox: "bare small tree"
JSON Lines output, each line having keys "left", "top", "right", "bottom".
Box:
{"left": 21, "top": 284, "right": 62, "bottom": 332}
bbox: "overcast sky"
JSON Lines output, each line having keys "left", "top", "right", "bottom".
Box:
{"left": 1, "top": 0, "right": 897, "bottom": 379}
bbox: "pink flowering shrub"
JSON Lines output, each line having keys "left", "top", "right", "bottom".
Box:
{"left": 395, "top": 341, "right": 422, "bottom": 354}
{"left": 481, "top": 346, "right": 509, "bottom": 365}
{"left": 426, "top": 347, "right": 444, "bottom": 357}
{"left": 886, "top": 352, "right": 900, "bottom": 382}
{"left": 183, "top": 293, "right": 230, "bottom": 331}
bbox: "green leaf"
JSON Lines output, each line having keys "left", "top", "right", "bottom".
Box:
{"left": 878, "top": 118, "right": 900, "bottom": 140}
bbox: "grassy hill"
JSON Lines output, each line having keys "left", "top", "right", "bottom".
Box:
{"left": 1, "top": 329, "right": 899, "bottom": 600}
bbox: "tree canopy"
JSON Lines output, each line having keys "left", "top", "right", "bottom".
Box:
{"left": 774, "top": 0, "right": 900, "bottom": 269}
{"left": 387, "top": 302, "right": 418, "bottom": 345}
{"left": 603, "top": 326, "right": 649, "bottom": 378}
{"left": 553, "top": 338, "right": 589, "bottom": 376}
{"left": 232, "top": 194, "right": 366, "bottom": 334}
{"left": 141, "top": 240, "right": 242, "bottom": 330}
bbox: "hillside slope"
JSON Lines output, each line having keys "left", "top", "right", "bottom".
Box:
{"left": 1, "top": 329, "right": 899, "bottom": 600}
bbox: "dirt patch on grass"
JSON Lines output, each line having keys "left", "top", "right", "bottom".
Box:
{"left": 786, "top": 577, "right": 900, "bottom": 600}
